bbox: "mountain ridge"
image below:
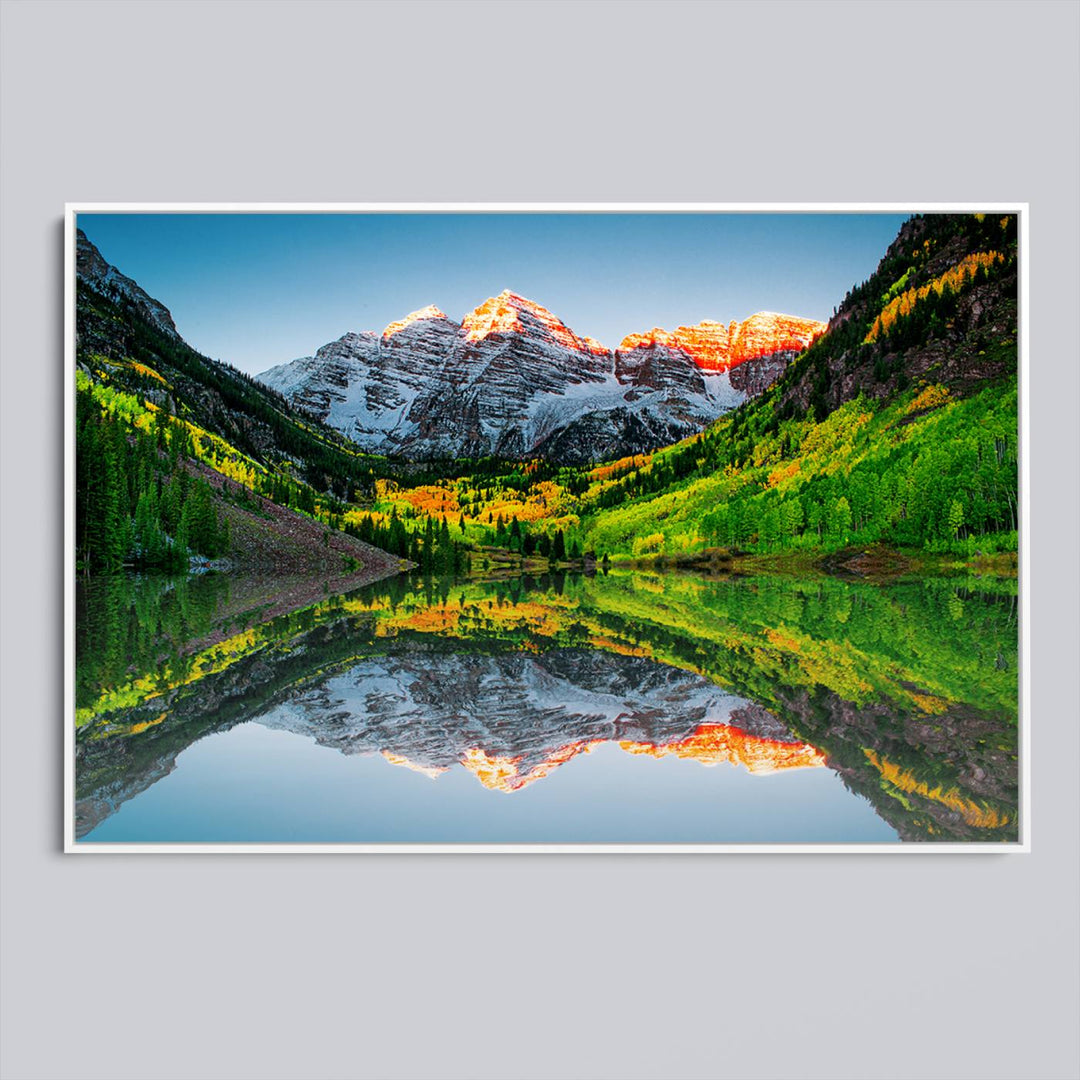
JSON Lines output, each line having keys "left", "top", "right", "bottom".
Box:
{"left": 74, "top": 229, "right": 393, "bottom": 504}
{"left": 259, "top": 292, "right": 824, "bottom": 463}
{"left": 76, "top": 228, "right": 180, "bottom": 340}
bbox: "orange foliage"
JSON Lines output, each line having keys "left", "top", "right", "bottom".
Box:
{"left": 864, "top": 750, "right": 1012, "bottom": 828}
{"left": 865, "top": 251, "right": 1004, "bottom": 343}
{"left": 590, "top": 454, "right": 651, "bottom": 482}
{"left": 127, "top": 360, "right": 168, "bottom": 384}
{"left": 394, "top": 606, "right": 462, "bottom": 634}
{"left": 905, "top": 384, "right": 951, "bottom": 415}
{"left": 126, "top": 712, "right": 167, "bottom": 736}
{"left": 372, "top": 594, "right": 576, "bottom": 642}
{"left": 908, "top": 692, "right": 949, "bottom": 715}
{"left": 397, "top": 485, "right": 461, "bottom": 518}
{"left": 765, "top": 627, "right": 803, "bottom": 653}
{"left": 767, "top": 460, "right": 800, "bottom": 489}
{"left": 588, "top": 636, "right": 652, "bottom": 659}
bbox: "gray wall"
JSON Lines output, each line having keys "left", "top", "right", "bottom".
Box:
{"left": 2, "top": 2, "right": 1077, "bottom": 1078}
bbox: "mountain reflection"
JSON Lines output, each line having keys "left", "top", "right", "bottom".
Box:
{"left": 255, "top": 647, "right": 824, "bottom": 794}
{"left": 74, "top": 569, "right": 1019, "bottom": 842}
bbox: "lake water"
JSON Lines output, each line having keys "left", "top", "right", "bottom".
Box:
{"left": 74, "top": 568, "right": 1019, "bottom": 845}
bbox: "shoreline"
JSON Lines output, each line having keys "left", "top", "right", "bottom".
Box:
{"left": 586, "top": 544, "right": 1018, "bottom": 582}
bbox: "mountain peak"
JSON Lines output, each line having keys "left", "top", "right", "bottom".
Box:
{"left": 463, "top": 292, "right": 609, "bottom": 355}
{"left": 619, "top": 311, "right": 825, "bottom": 372}
{"left": 382, "top": 305, "right": 448, "bottom": 339}
{"left": 618, "top": 327, "right": 680, "bottom": 352}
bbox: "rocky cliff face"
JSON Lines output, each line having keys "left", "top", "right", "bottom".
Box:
{"left": 259, "top": 293, "right": 824, "bottom": 464}
{"left": 76, "top": 228, "right": 179, "bottom": 340}
{"left": 618, "top": 311, "right": 823, "bottom": 372}
{"left": 728, "top": 350, "right": 800, "bottom": 397}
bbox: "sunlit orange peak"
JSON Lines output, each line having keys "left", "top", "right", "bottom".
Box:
{"left": 462, "top": 291, "right": 608, "bottom": 354}
{"left": 619, "top": 312, "right": 826, "bottom": 371}
{"left": 618, "top": 327, "right": 681, "bottom": 352}
{"left": 461, "top": 741, "right": 602, "bottom": 793}
{"left": 381, "top": 751, "right": 448, "bottom": 780}
{"left": 620, "top": 723, "right": 826, "bottom": 775}
{"left": 382, "top": 305, "right": 447, "bottom": 338}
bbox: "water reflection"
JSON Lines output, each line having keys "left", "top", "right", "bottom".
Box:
{"left": 257, "top": 647, "right": 826, "bottom": 792}
{"left": 74, "top": 568, "right": 1019, "bottom": 843}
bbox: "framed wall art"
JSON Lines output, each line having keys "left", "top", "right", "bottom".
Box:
{"left": 64, "top": 204, "right": 1029, "bottom": 852}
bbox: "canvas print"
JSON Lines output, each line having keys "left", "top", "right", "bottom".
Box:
{"left": 68, "top": 208, "right": 1023, "bottom": 848}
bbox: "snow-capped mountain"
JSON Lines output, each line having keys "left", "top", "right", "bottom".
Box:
{"left": 254, "top": 647, "right": 817, "bottom": 791}
{"left": 258, "top": 291, "right": 824, "bottom": 464}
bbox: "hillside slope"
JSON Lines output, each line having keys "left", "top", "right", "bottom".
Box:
{"left": 575, "top": 213, "right": 1019, "bottom": 561}
{"left": 75, "top": 229, "right": 416, "bottom": 575}
{"left": 770, "top": 212, "right": 1017, "bottom": 419}
{"left": 76, "top": 228, "right": 385, "bottom": 502}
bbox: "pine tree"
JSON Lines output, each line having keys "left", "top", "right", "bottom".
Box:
{"left": 423, "top": 516, "right": 436, "bottom": 571}
{"left": 551, "top": 530, "right": 566, "bottom": 562}
{"left": 95, "top": 417, "right": 126, "bottom": 570}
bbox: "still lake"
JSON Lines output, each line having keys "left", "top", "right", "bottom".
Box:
{"left": 74, "top": 568, "right": 1019, "bottom": 844}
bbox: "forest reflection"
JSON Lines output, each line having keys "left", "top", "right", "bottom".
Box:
{"left": 75, "top": 568, "right": 1019, "bottom": 842}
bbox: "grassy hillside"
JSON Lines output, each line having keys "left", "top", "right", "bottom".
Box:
{"left": 579, "top": 375, "right": 1017, "bottom": 561}
{"left": 77, "top": 277, "right": 388, "bottom": 501}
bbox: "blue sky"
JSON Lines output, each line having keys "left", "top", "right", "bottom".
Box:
{"left": 77, "top": 212, "right": 910, "bottom": 375}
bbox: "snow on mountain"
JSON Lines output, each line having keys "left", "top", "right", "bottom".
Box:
{"left": 258, "top": 291, "right": 823, "bottom": 463}
{"left": 253, "top": 647, "right": 811, "bottom": 790}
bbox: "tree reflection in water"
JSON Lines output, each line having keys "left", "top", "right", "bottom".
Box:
{"left": 74, "top": 568, "right": 1019, "bottom": 843}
